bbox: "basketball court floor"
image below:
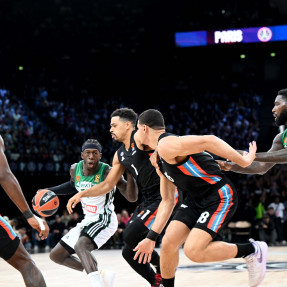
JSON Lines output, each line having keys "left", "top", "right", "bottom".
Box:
{"left": 1, "top": 246, "right": 286, "bottom": 287}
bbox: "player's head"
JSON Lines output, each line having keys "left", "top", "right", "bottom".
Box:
{"left": 272, "top": 88, "right": 287, "bottom": 126}
{"left": 136, "top": 109, "right": 165, "bottom": 145}
{"left": 110, "top": 108, "right": 137, "bottom": 142}
{"left": 81, "top": 139, "right": 102, "bottom": 171}
{"left": 138, "top": 109, "right": 165, "bottom": 129}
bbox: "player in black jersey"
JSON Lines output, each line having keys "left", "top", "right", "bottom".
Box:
{"left": 133, "top": 109, "right": 268, "bottom": 287}
{"left": 67, "top": 108, "right": 180, "bottom": 287}
{"left": 0, "top": 135, "right": 49, "bottom": 287}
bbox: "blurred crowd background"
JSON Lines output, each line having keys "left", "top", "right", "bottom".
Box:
{"left": 1, "top": 0, "right": 287, "bottom": 251}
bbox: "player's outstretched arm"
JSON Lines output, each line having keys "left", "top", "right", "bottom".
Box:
{"left": 0, "top": 136, "right": 49, "bottom": 239}
{"left": 133, "top": 175, "right": 176, "bottom": 264}
{"left": 217, "top": 133, "right": 283, "bottom": 175}
{"left": 67, "top": 152, "right": 125, "bottom": 213}
{"left": 158, "top": 135, "right": 256, "bottom": 168}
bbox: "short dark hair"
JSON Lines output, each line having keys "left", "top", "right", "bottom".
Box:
{"left": 111, "top": 108, "right": 137, "bottom": 127}
{"left": 82, "top": 139, "right": 102, "bottom": 152}
{"left": 138, "top": 109, "right": 165, "bottom": 130}
{"left": 278, "top": 88, "right": 287, "bottom": 101}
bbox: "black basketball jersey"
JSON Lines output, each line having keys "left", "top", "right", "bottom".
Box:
{"left": 158, "top": 132, "right": 225, "bottom": 197}
{"left": 117, "top": 130, "right": 161, "bottom": 203}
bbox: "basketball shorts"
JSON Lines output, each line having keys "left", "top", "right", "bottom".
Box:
{"left": 0, "top": 216, "right": 20, "bottom": 260}
{"left": 60, "top": 211, "right": 117, "bottom": 254}
{"left": 172, "top": 178, "right": 238, "bottom": 239}
{"left": 130, "top": 199, "right": 162, "bottom": 230}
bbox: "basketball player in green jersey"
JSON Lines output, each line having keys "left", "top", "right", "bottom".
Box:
{"left": 41, "top": 139, "right": 138, "bottom": 287}
{"left": 218, "top": 88, "right": 287, "bottom": 173}
{"left": 0, "top": 135, "right": 49, "bottom": 287}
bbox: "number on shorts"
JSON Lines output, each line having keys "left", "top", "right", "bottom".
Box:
{"left": 140, "top": 209, "right": 151, "bottom": 220}
{"left": 197, "top": 211, "right": 210, "bottom": 223}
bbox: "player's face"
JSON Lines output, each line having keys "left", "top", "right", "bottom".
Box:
{"left": 135, "top": 122, "right": 147, "bottom": 145}
{"left": 110, "top": 116, "right": 130, "bottom": 143}
{"left": 272, "top": 95, "right": 287, "bottom": 126}
{"left": 81, "top": 149, "right": 101, "bottom": 171}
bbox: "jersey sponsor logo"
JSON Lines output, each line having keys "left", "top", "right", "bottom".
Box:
{"left": 164, "top": 171, "right": 174, "bottom": 182}
{"left": 80, "top": 181, "right": 92, "bottom": 190}
{"left": 94, "top": 175, "right": 100, "bottom": 183}
{"left": 76, "top": 175, "right": 81, "bottom": 182}
{"left": 181, "top": 204, "right": 188, "bottom": 208}
{"left": 85, "top": 204, "right": 98, "bottom": 213}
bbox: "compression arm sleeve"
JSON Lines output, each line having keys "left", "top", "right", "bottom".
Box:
{"left": 48, "top": 181, "right": 77, "bottom": 195}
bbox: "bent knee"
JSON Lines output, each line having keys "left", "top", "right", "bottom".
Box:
{"left": 183, "top": 244, "right": 205, "bottom": 262}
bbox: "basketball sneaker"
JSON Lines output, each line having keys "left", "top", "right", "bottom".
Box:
{"left": 245, "top": 239, "right": 268, "bottom": 287}
{"left": 99, "top": 269, "right": 116, "bottom": 287}
{"left": 152, "top": 273, "right": 162, "bottom": 287}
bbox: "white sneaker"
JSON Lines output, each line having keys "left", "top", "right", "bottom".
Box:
{"left": 99, "top": 269, "right": 115, "bottom": 287}
{"left": 245, "top": 239, "right": 268, "bottom": 287}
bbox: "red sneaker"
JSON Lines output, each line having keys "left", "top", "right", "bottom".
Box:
{"left": 152, "top": 273, "right": 162, "bottom": 287}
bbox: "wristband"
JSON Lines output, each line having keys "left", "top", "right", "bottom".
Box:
{"left": 146, "top": 229, "right": 160, "bottom": 241}
{"left": 23, "top": 209, "right": 33, "bottom": 219}
{"left": 34, "top": 215, "right": 45, "bottom": 231}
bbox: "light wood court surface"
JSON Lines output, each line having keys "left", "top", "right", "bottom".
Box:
{"left": 1, "top": 247, "right": 287, "bottom": 287}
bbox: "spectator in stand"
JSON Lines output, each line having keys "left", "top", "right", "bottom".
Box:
{"left": 268, "top": 196, "right": 286, "bottom": 244}
{"left": 120, "top": 209, "right": 130, "bottom": 227}
{"left": 255, "top": 214, "right": 277, "bottom": 246}
{"left": 17, "top": 227, "right": 32, "bottom": 251}
{"left": 50, "top": 215, "right": 66, "bottom": 248}
{"left": 67, "top": 212, "right": 80, "bottom": 231}
{"left": 113, "top": 213, "right": 126, "bottom": 249}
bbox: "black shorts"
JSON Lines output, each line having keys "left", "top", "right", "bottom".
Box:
{"left": 172, "top": 178, "right": 238, "bottom": 239}
{"left": 130, "top": 200, "right": 161, "bottom": 230}
{"left": 0, "top": 216, "right": 20, "bottom": 260}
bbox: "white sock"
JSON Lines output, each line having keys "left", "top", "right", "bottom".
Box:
{"left": 87, "top": 271, "right": 105, "bottom": 287}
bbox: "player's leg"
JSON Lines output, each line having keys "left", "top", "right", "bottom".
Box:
{"left": 6, "top": 238, "right": 46, "bottom": 287}
{"left": 160, "top": 220, "right": 190, "bottom": 287}
{"left": 49, "top": 241, "right": 83, "bottom": 271}
{"left": 49, "top": 223, "right": 84, "bottom": 271}
{"left": 122, "top": 204, "right": 162, "bottom": 286}
{"left": 0, "top": 215, "right": 47, "bottom": 287}
{"left": 77, "top": 212, "right": 117, "bottom": 287}
{"left": 183, "top": 181, "right": 268, "bottom": 287}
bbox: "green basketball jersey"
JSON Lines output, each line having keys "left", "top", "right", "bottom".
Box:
{"left": 74, "top": 161, "right": 115, "bottom": 216}
{"left": 281, "top": 129, "right": 287, "bottom": 149}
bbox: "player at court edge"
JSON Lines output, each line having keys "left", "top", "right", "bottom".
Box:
{"left": 133, "top": 109, "right": 268, "bottom": 287}
{"left": 218, "top": 89, "right": 287, "bottom": 175}
{"left": 67, "top": 108, "right": 182, "bottom": 287}
{"left": 0, "top": 135, "right": 49, "bottom": 287}
{"left": 39, "top": 139, "right": 138, "bottom": 287}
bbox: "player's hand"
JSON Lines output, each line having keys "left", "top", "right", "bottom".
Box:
{"left": 133, "top": 238, "right": 155, "bottom": 264}
{"left": 241, "top": 141, "right": 257, "bottom": 167}
{"left": 150, "top": 151, "right": 163, "bottom": 177}
{"left": 27, "top": 215, "right": 49, "bottom": 240}
{"left": 216, "top": 160, "right": 232, "bottom": 171}
{"left": 67, "top": 193, "right": 81, "bottom": 214}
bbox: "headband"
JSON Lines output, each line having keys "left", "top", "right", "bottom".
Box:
{"left": 82, "top": 143, "right": 102, "bottom": 152}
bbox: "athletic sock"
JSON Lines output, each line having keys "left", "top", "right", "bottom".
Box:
{"left": 87, "top": 271, "right": 104, "bottom": 287}
{"left": 161, "top": 277, "right": 175, "bottom": 287}
{"left": 235, "top": 243, "right": 256, "bottom": 258}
